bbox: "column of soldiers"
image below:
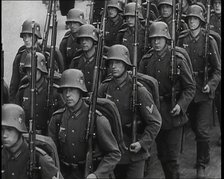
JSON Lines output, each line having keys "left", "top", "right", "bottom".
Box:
{"left": 2, "top": 0, "right": 221, "bottom": 179}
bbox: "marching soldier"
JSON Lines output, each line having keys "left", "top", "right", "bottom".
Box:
{"left": 59, "top": 8, "right": 86, "bottom": 69}
{"left": 156, "top": 0, "right": 188, "bottom": 37}
{"left": 69, "top": 24, "right": 106, "bottom": 92}
{"left": 105, "top": 0, "right": 124, "bottom": 47}
{"left": 9, "top": 19, "right": 43, "bottom": 103}
{"left": 2, "top": 103, "right": 63, "bottom": 179}
{"left": 178, "top": 4, "right": 221, "bottom": 178}
{"left": 48, "top": 69, "right": 121, "bottom": 179}
{"left": 139, "top": 21, "right": 195, "bottom": 179}
{"left": 15, "top": 52, "right": 63, "bottom": 135}
{"left": 98, "top": 44, "right": 162, "bottom": 178}
{"left": 116, "top": 2, "right": 145, "bottom": 65}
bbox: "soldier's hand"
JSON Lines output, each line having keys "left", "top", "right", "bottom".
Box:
{"left": 86, "top": 173, "right": 97, "bottom": 179}
{"left": 129, "top": 142, "right": 141, "bottom": 153}
{"left": 170, "top": 104, "right": 181, "bottom": 116}
{"left": 202, "top": 84, "right": 210, "bottom": 93}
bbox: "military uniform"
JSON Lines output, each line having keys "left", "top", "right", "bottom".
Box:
{"left": 48, "top": 99, "right": 121, "bottom": 179}
{"left": 178, "top": 28, "right": 221, "bottom": 168}
{"left": 210, "top": 11, "right": 221, "bottom": 36}
{"left": 105, "top": 14, "right": 124, "bottom": 47}
{"left": 59, "top": 31, "right": 81, "bottom": 69}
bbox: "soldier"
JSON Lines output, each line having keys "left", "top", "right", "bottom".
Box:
{"left": 116, "top": 2, "right": 145, "bottom": 65}
{"left": 69, "top": 24, "right": 105, "bottom": 92}
{"left": 59, "top": 8, "right": 86, "bottom": 69}
{"left": 9, "top": 19, "right": 43, "bottom": 103}
{"left": 15, "top": 52, "right": 63, "bottom": 135}
{"left": 178, "top": 4, "right": 221, "bottom": 178}
{"left": 156, "top": 0, "right": 188, "bottom": 38}
{"left": 2, "top": 103, "right": 63, "bottom": 179}
{"left": 139, "top": 22, "right": 196, "bottom": 179}
{"left": 210, "top": 0, "right": 221, "bottom": 146}
{"left": 98, "top": 44, "right": 162, "bottom": 178}
{"left": 105, "top": 0, "right": 124, "bottom": 47}
{"left": 48, "top": 69, "right": 121, "bottom": 179}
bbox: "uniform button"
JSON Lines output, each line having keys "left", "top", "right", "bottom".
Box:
{"left": 72, "top": 130, "right": 75, "bottom": 133}
{"left": 88, "top": 81, "right": 90, "bottom": 84}
{"left": 116, "top": 87, "right": 120, "bottom": 90}
{"left": 12, "top": 173, "right": 15, "bottom": 176}
{"left": 36, "top": 114, "right": 39, "bottom": 117}
{"left": 72, "top": 143, "right": 75, "bottom": 146}
{"left": 158, "top": 70, "right": 160, "bottom": 73}
{"left": 116, "top": 99, "right": 119, "bottom": 102}
{"left": 72, "top": 116, "right": 74, "bottom": 119}
{"left": 1, "top": 170, "right": 5, "bottom": 173}
{"left": 158, "top": 59, "right": 161, "bottom": 62}
{"left": 87, "top": 71, "right": 90, "bottom": 74}
{"left": 73, "top": 155, "right": 76, "bottom": 159}
{"left": 36, "top": 104, "right": 38, "bottom": 106}
{"left": 158, "top": 81, "right": 160, "bottom": 85}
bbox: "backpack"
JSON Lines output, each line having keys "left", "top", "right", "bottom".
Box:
{"left": 23, "top": 133, "right": 60, "bottom": 169}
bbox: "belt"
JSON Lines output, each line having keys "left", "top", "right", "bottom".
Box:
{"left": 60, "top": 160, "right": 83, "bottom": 170}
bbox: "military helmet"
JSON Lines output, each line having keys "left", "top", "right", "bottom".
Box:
{"left": 186, "top": 4, "right": 205, "bottom": 22}
{"left": 212, "top": 0, "right": 221, "bottom": 3}
{"left": 124, "top": 2, "right": 144, "bottom": 20}
{"left": 106, "top": 44, "right": 132, "bottom": 67}
{"left": 2, "top": 104, "right": 27, "bottom": 133}
{"left": 24, "top": 52, "right": 48, "bottom": 74}
{"left": 107, "top": 0, "right": 123, "bottom": 12}
{"left": 20, "top": 19, "right": 42, "bottom": 39}
{"left": 59, "top": 69, "right": 87, "bottom": 93}
{"left": 66, "top": 8, "right": 86, "bottom": 25}
{"left": 76, "top": 24, "right": 98, "bottom": 43}
{"left": 158, "top": 0, "right": 173, "bottom": 9}
{"left": 148, "top": 21, "right": 171, "bottom": 39}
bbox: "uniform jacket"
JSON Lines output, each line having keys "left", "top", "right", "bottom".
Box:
{"left": 210, "top": 12, "right": 221, "bottom": 36}
{"left": 15, "top": 76, "right": 63, "bottom": 135}
{"left": 98, "top": 73, "right": 162, "bottom": 163}
{"left": 9, "top": 45, "right": 41, "bottom": 103}
{"left": 116, "top": 22, "right": 145, "bottom": 65}
{"left": 59, "top": 31, "right": 82, "bottom": 69}
{"left": 105, "top": 14, "right": 124, "bottom": 47}
{"left": 178, "top": 29, "right": 221, "bottom": 102}
{"left": 1, "top": 138, "right": 63, "bottom": 179}
{"left": 48, "top": 99, "right": 121, "bottom": 179}
{"left": 139, "top": 45, "right": 196, "bottom": 129}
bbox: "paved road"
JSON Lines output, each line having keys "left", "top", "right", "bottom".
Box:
{"left": 2, "top": 0, "right": 90, "bottom": 85}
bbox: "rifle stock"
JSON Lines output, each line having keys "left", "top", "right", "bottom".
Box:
{"left": 84, "top": 1, "right": 107, "bottom": 177}
{"left": 203, "top": 0, "right": 211, "bottom": 87}
{"left": 132, "top": 1, "right": 139, "bottom": 143}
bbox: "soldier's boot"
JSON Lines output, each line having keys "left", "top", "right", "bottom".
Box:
{"left": 161, "top": 161, "right": 180, "bottom": 179}
{"left": 196, "top": 141, "right": 210, "bottom": 179}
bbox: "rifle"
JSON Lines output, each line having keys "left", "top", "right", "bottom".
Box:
{"left": 46, "top": 0, "right": 58, "bottom": 117}
{"left": 176, "top": 0, "right": 183, "bottom": 46}
{"left": 28, "top": 20, "right": 40, "bottom": 179}
{"left": 143, "top": 0, "right": 150, "bottom": 53}
{"left": 131, "top": 1, "right": 139, "bottom": 143}
{"left": 84, "top": 1, "right": 108, "bottom": 177}
{"left": 203, "top": 0, "right": 211, "bottom": 87}
{"left": 41, "top": 0, "right": 53, "bottom": 54}
{"left": 1, "top": 43, "right": 4, "bottom": 106}
{"left": 87, "top": 0, "right": 95, "bottom": 24}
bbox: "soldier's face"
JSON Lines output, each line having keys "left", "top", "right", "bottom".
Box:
{"left": 126, "top": 16, "right": 135, "bottom": 27}
{"left": 213, "top": 2, "right": 221, "bottom": 14}
{"left": 22, "top": 33, "right": 37, "bottom": 48}
{"left": 151, "top": 37, "right": 166, "bottom": 52}
{"left": 108, "top": 7, "right": 118, "bottom": 18}
{"left": 160, "top": 4, "right": 172, "bottom": 18}
{"left": 80, "top": 37, "right": 94, "bottom": 51}
{"left": 62, "top": 88, "right": 81, "bottom": 108}
{"left": 188, "top": 17, "right": 200, "bottom": 30}
{"left": 2, "top": 126, "right": 20, "bottom": 148}
{"left": 67, "top": 22, "right": 81, "bottom": 33}
{"left": 109, "top": 60, "right": 126, "bottom": 78}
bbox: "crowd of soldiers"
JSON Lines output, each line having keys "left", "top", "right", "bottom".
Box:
{"left": 2, "top": 0, "right": 221, "bottom": 179}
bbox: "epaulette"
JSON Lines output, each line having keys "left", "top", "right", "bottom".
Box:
{"left": 53, "top": 83, "right": 59, "bottom": 89}
{"left": 18, "top": 83, "right": 29, "bottom": 91}
{"left": 141, "top": 48, "right": 154, "bottom": 60}
{"left": 35, "top": 146, "right": 47, "bottom": 156}
{"left": 102, "top": 76, "right": 113, "bottom": 84}
{"left": 95, "top": 109, "right": 102, "bottom": 117}
{"left": 52, "top": 107, "right": 66, "bottom": 116}
{"left": 62, "top": 31, "right": 72, "bottom": 40}
{"left": 137, "top": 81, "right": 144, "bottom": 87}
{"left": 118, "top": 28, "right": 128, "bottom": 33}
{"left": 17, "top": 45, "right": 26, "bottom": 54}
{"left": 178, "top": 29, "right": 190, "bottom": 39}
{"left": 71, "top": 53, "right": 82, "bottom": 62}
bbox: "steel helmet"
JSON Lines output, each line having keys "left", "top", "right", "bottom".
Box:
{"left": 2, "top": 104, "right": 27, "bottom": 133}
{"left": 59, "top": 69, "right": 87, "bottom": 93}
{"left": 24, "top": 52, "right": 48, "bottom": 74}
{"left": 107, "top": 0, "right": 123, "bottom": 12}
{"left": 106, "top": 44, "right": 132, "bottom": 67}
{"left": 124, "top": 2, "right": 144, "bottom": 20}
{"left": 76, "top": 24, "right": 98, "bottom": 43}
{"left": 186, "top": 4, "right": 205, "bottom": 22}
{"left": 20, "top": 19, "right": 42, "bottom": 39}
{"left": 158, "top": 0, "right": 173, "bottom": 9}
{"left": 66, "top": 8, "right": 86, "bottom": 25}
{"left": 148, "top": 21, "right": 171, "bottom": 39}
